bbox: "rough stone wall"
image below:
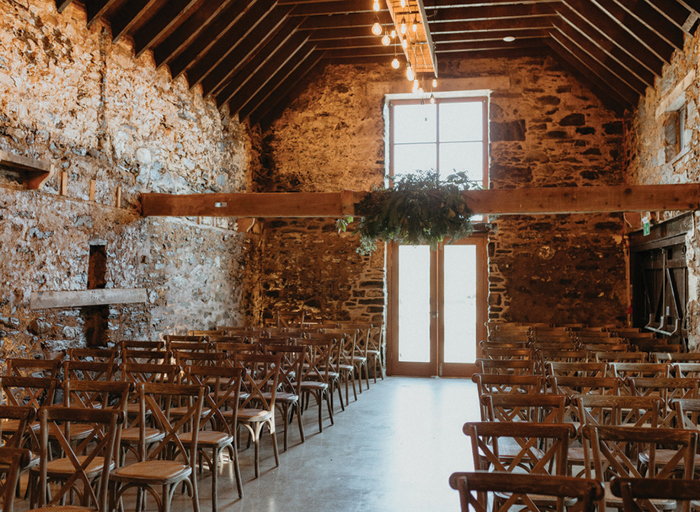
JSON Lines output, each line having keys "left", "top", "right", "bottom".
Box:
{"left": 255, "top": 56, "right": 627, "bottom": 330}
{"left": 0, "top": 0, "right": 251, "bottom": 355}
{"left": 626, "top": 32, "right": 700, "bottom": 347}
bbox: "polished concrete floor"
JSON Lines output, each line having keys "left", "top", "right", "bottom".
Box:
{"left": 173, "top": 376, "right": 478, "bottom": 512}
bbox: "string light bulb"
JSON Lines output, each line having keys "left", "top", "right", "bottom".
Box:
{"left": 382, "top": 33, "right": 391, "bottom": 46}
{"left": 412, "top": 17, "right": 418, "bottom": 33}
{"left": 372, "top": 19, "right": 382, "bottom": 36}
{"left": 400, "top": 0, "right": 406, "bottom": 6}
{"left": 402, "top": 38, "right": 407, "bottom": 49}
{"left": 412, "top": 80, "right": 419, "bottom": 94}
{"left": 391, "top": 57, "right": 400, "bottom": 69}
{"left": 373, "top": 0, "right": 380, "bottom": 11}
{"left": 430, "top": 94, "right": 436, "bottom": 104}
{"left": 391, "top": 29, "right": 396, "bottom": 38}
{"left": 432, "top": 78, "right": 437, "bottom": 87}
{"left": 400, "top": 17, "right": 407, "bottom": 34}
{"left": 406, "top": 63, "right": 414, "bottom": 81}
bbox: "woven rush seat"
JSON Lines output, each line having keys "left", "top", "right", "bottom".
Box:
{"left": 179, "top": 430, "right": 232, "bottom": 447}
{"left": 119, "top": 427, "right": 164, "bottom": 444}
{"left": 236, "top": 408, "right": 272, "bottom": 421}
{"left": 111, "top": 460, "right": 191, "bottom": 484}
{"left": 43, "top": 455, "right": 112, "bottom": 476}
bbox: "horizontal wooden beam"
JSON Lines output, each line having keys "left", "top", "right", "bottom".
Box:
{"left": 142, "top": 185, "right": 700, "bottom": 218}
{"left": 31, "top": 288, "right": 148, "bottom": 310}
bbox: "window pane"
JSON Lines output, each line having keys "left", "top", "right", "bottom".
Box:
{"left": 439, "top": 142, "right": 483, "bottom": 183}
{"left": 394, "top": 143, "right": 437, "bottom": 176}
{"left": 443, "top": 245, "right": 477, "bottom": 363}
{"left": 398, "top": 245, "right": 431, "bottom": 363}
{"left": 439, "top": 101, "right": 483, "bottom": 142}
{"left": 393, "top": 103, "right": 437, "bottom": 144}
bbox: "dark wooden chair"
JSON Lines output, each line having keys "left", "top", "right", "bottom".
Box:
{"left": 610, "top": 477, "right": 700, "bottom": 512}
{"left": 0, "top": 447, "right": 32, "bottom": 512}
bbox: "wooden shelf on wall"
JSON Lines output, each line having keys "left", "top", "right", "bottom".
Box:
{"left": 0, "top": 150, "right": 54, "bottom": 190}
{"left": 30, "top": 288, "right": 148, "bottom": 310}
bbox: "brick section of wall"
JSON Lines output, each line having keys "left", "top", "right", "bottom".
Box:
{"left": 254, "top": 56, "right": 627, "bottom": 328}
{"left": 626, "top": 33, "right": 700, "bottom": 347}
{"left": 0, "top": 0, "right": 251, "bottom": 354}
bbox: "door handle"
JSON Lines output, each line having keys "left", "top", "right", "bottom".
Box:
{"left": 430, "top": 311, "right": 438, "bottom": 318}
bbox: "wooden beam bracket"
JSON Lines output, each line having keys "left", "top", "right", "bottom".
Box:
{"left": 0, "top": 150, "right": 54, "bottom": 190}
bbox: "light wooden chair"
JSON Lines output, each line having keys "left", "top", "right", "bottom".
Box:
{"left": 628, "top": 377, "right": 699, "bottom": 428}
{"left": 481, "top": 393, "right": 567, "bottom": 424}
{"left": 449, "top": 471, "right": 602, "bottom": 512}
{"left": 611, "top": 477, "right": 700, "bottom": 512}
{"left": 0, "top": 377, "right": 58, "bottom": 453}
{"left": 299, "top": 338, "right": 335, "bottom": 432}
{"left": 472, "top": 374, "right": 543, "bottom": 420}
{"left": 31, "top": 407, "right": 124, "bottom": 512}
{"left": 546, "top": 361, "right": 607, "bottom": 378}
{"left": 481, "top": 347, "right": 534, "bottom": 360}
{"left": 232, "top": 353, "right": 282, "bottom": 478}
{"left": 583, "top": 425, "right": 698, "bottom": 511}
{"left": 110, "top": 382, "right": 205, "bottom": 512}
{"left": 475, "top": 359, "right": 535, "bottom": 375}
{"left": 182, "top": 365, "right": 245, "bottom": 509}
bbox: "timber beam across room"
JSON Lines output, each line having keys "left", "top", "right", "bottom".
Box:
{"left": 141, "top": 184, "right": 700, "bottom": 218}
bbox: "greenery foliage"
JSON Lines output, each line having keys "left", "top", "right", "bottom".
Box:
{"left": 337, "top": 170, "right": 479, "bottom": 254}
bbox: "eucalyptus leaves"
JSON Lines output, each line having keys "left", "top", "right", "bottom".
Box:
{"left": 337, "top": 170, "right": 479, "bottom": 254}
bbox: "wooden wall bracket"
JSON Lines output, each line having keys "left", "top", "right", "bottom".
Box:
{"left": 0, "top": 150, "right": 54, "bottom": 190}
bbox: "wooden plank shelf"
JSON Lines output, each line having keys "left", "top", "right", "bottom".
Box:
{"left": 0, "top": 150, "right": 54, "bottom": 190}
{"left": 30, "top": 288, "right": 148, "bottom": 310}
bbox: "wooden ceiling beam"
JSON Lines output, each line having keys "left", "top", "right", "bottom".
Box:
{"left": 108, "top": 0, "right": 159, "bottom": 43}
{"left": 433, "top": 28, "right": 549, "bottom": 42}
{"left": 309, "top": 27, "right": 379, "bottom": 40}
{"left": 324, "top": 47, "right": 396, "bottom": 58}
{"left": 55, "top": 0, "right": 74, "bottom": 13}
{"left": 550, "top": 19, "right": 649, "bottom": 93}
{"left": 549, "top": 32, "right": 638, "bottom": 105}
{"left": 86, "top": 0, "right": 120, "bottom": 27}
{"left": 199, "top": 8, "right": 293, "bottom": 96}
{"left": 424, "top": 0, "right": 554, "bottom": 6}
{"left": 555, "top": 4, "right": 659, "bottom": 83}
{"left": 316, "top": 39, "right": 397, "bottom": 49}
{"left": 289, "top": 1, "right": 381, "bottom": 15}
{"left": 429, "top": 3, "right": 556, "bottom": 22}
{"left": 166, "top": 0, "right": 272, "bottom": 80}
{"left": 152, "top": 0, "right": 238, "bottom": 67}
{"left": 610, "top": 0, "right": 687, "bottom": 47}
{"left": 299, "top": 11, "right": 394, "bottom": 30}
{"left": 560, "top": 0, "right": 666, "bottom": 73}
{"left": 644, "top": 0, "right": 692, "bottom": 30}
{"left": 677, "top": 0, "right": 700, "bottom": 16}
{"left": 586, "top": 0, "right": 675, "bottom": 60}
{"left": 141, "top": 184, "right": 700, "bottom": 218}
{"left": 239, "top": 44, "right": 318, "bottom": 121}
{"left": 222, "top": 32, "right": 311, "bottom": 111}
{"left": 435, "top": 38, "right": 549, "bottom": 53}
{"left": 132, "top": 0, "right": 201, "bottom": 58}
{"left": 251, "top": 53, "right": 326, "bottom": 127}
{"left": 547, "top": 38, "right": 630, "bottom": 110}
{"left": 431, "top": 45, "right": 548, "bottom": 60}
{"left": 429, "top": 16, "right": 557, "bottom": 33}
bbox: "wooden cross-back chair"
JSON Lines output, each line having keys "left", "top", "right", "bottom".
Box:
{"left": 305, "top": 332, "right": 344, "bottom": 412}
{"left": 475, "top": 359, "right": 535, "bottom": 375}
{"left": 322, "top": 328, "right": 359, "bottom": 405}
{"left": 0, "top": 447, "right": 32, "bottom": 512}
{"left": 576, "top": 395, "right": 663, "bottom": 430}
{"left": 611, "top": 477, "right": 700, "bottom": 512}
{"left": 121, "top": 349, "right": 170, "bottom": 365}
{"left": 63, "top": 360, "right": 116, "bottom": 384}
{"left": 449, "top": 471, "right": 603, "bottom": 512}
{"left": 31, "top": 407, "right": 124, "bottom": 512}
{"left": 183, "top": 365, "right": 245, "bottom": 510}
{"left": 628, "top": 377, "right": 699, "bottom": 428}
{"left": 546, "top": 361, "right": 606, "bottom": 379}
{"left": 120, "top": 340, "right": 165, "bottom": 351}
{"left": 672, "top": 362, "right": 700, "bottom": 378}
{"left": 481, "top": 393, "right": 567, "bottom": 424}
{"left": 0, "top": 405, "right": 34, "bottom": 450}
{"left": 5, "top": 359, "right": 61, "bottom": 379}
{"left": 472, "top": 374, "right": 543, "bottom": 420}
{"left": 110, "top": 382, "right": 205, "bottom": 512}
{"left": 480, "top": 347, "right": 534, "bottom": 361}
{"left": 215, "top": 342, "right": 260, "bottom": 361}
{"left": 262, "top": 344, "right": 307, "bottom": 452}
{"left": 231, "top": 353, "right": 282, "bottom": 478}
{"left": 299, "top": 338, "right": 335, "bottom": 433}
{"left": 583, "top": 425, "right": 698, "bottom": 512}
{"left": 595, "top": 351, "right": 648, "bottom": 363}
{"left": 173, "top": 350, "right": 225, "bottom": 369}
{"left": 68, "top": 348, "right": 118, "bottom": 364}
{"left": 0, "top": 376, "right": 58, "bottom": 453}
{"left": 550, "top": 376, "right": 621, "bottom": 434}
{"left": 654, "top": 352, "right": 700, "bottom": 363}
{"left": 335, "top": 321, "right": 374, "bottom": 388}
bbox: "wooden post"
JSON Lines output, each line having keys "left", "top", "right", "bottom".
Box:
{"left": 89, "top": 179, "right": 96, "bottom": 202}
{"left": 116, "top": 185, "right": 122, "bottom": 208}
{"left": 60, "top": 171, "right": 68, "bottom": 196}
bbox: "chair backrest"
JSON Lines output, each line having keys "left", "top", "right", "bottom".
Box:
{"left": 121, "top": 348, "right": 171, "bottom": 364}
{"left": 481, "top": 348, "right": 534, "bottom": 360}
{"left": 68, "top": 348, "right": 118, "bottom": 364}
{"left": 38, "top": 406, "right": 124, "bottom": 511}
{"left": 463, "top": 422, "right": 575, "bottom": 476}
{"left": 0, "top": 405, "right": 34, "bottom": 448}
{"left": 672, "top": 398, "right": 700, "bottom": 431}
{"left": 628, "top": 377, "right": 699, "bottom": 427}
{"left": 120, "top": 340, "right": 164, "bottom": 351}
{"left": 550, "top": 376, "right": 621, "bottom": 398}
{"left": 300, "top": 338, "right": 333, "bottom": 383}
{"left": 63, "top": 380, "right": 131, "bottom": 412}
{"left": 174, "top": 350, "right": 225, "bottom": 368}
{"left": 120, "top": 363, "right": 179, "bottom": 384}
{"left": 184, "top": 365, "right": 243, "bottom": 436}
{"left": 262, "top": 344, "right": 307, "bottom": 395}
{"left": 576, "top": 394, "right": 662, "bottom": 428}
{"left": 167, "top": 341, "right": 212, "bottom": 353}
{"left": 595, "top": 351, "right": 647, "bottom": 363}
{"left": 583, "top": 425, "right": 697, "bottom": 511}
{"left": 215, "top": 342, "right": 260, "bottom": 359}
{"left": 5, "top": 358, "right": 61, "bottom": 378}
{"left": 673, "top": 362, "right": 700, "bottom": 378}
{"left": 0, "top": 376, "right": 59, "bottom": 410}
{"left": 235, "top": 354, "right": 282, "bottom": 412}
{"left": 449, "top": 471, "right": 602, "bottom": 512}
{"left": 481, "top": 393, "right": 567, "bottom": 423}
{"left": 0, "top": 447, "right": 31, "bottom": 512}
{"left": 610, "top": 477, "right": 700, "bottom": 512}
{"left": 472, "top": 374, "right": 543, "bottom": 420}
{"left": 165, "top": 334, "right": 207, "bottom": 343}
{"left": 475, "top": 359, "right": 535, "bottom": 375}
{"left": 654, "top": 352, "right": 700, "bottom": 363}
{"left": 63, "top": 360, "right": 116, "bottom": 383}
{"left": 610, "top": 362, "right": 670, "bottom": 380}
{"left": 546, "top": 361, "right": 606, "bottom": 378}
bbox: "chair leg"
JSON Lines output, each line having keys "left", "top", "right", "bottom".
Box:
{"left": 282, "top": 404, "right": 289, "bottom": 452}
{"left": 230, "top": 438, "right": 243, "bottom": 498}
{"left": 295, "top": 401, "right": 305, "bottom": 443}
{"left": 336, "top": 380, "right": 345, "bottom": 412}
{"left": 270, "top": 419, "right": 279, "bottom": 468}
{"left": 211, "top": 447, "right": 219, "bottom": 512}
{"left": 325, "top": 390, "right": 334, "bottom": 426}
{"left": 317, "top": 391, "right": 324, "bottom": 433}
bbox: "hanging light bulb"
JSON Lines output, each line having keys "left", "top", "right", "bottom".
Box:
{"left": 412, "top": 17, "right": 418, "bottom": 33}
{"left": 400, "top": 0, "right": 406, "bottom": 6}
{"left": 406, "top": 63, "right": 414, "bottom": 81}
{"left": 402, "top": 38, "right": 408, "bottom": 49}
{"left": 371, "top": 19, "right": 382, "bottom": 36}
{"left": 390, "top": 29, "right": 396, "bottom": 38}
{"left": 432, "top": 78, "right": 437, "bottom": 88}
{"left": 430, "top": 93, "right": 436, "bottom": 104}
{"left": 391, "top": 57, "right": 400, "bottom": 69}
{"left": 400, "top": 17, "right": 407, "bottom": 34}
{"left": 412, "top": 79, "right": 419, "bottom": 94}
{"left": 382, "top": 33, "right": 391, "bottom": 46}
{"left": 418, "top": 84, "right": 424, "bottom": 94}
{"left": 373, "top": 0, "right": 380, "bottom": 11}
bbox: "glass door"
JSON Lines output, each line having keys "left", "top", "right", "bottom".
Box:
{"left": 388, "top": 237, "right": 487, "bottom": 377}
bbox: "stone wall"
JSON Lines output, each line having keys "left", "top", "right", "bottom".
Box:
{"left": 256, "top": 56, "right": 628, "bottom": 329}
{"left": 626, "top": 32, "right": 700, "bottom": 347}
{"left": 0, "top": 0, "right": 251, "bottom": 354}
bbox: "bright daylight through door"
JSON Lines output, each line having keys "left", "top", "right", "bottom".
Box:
{"left": 389, "top": 97, "right": 487, "bottom": 376}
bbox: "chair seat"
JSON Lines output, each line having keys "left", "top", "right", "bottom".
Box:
{"left": 300, "top": 381, "right": 328, "bottom": 391}
{"left": 170, "top": 406, "right": 211, "bottom": 418}
{"left": 639, "top": 449, "right": 700, "bottom": 467}
{"left": 366, "top": 350, "right": 380, "bottom": 356}
{"left": 30, "top": 506, "right": 95, "bottom": 512}
{"left": 120, "top": 427, "right": 164, "bottom": 444}
{"left": 42, "top": 455, "right": 111, "bottom": 477}
{"left": 338, "top": 364, "right": 354, "bottom": 372}
{"left": 2, "top": 419, "right": 39, "bottom": 433}
{"left": 111, "top": 460, "right": 191, "bottom": 485}
{"left": 603, "top": 482, "right": 676, "bottom": 509}
{"left": 262, "top": 392, "right": 298, "bottom": 403}
{"left": 179, "top": 430, "right": 232, "bottom": 448}
{"left": 50, "top": 423, "right": 95, "bottom": 441}
{"left": 238, "top": 409, "right": 273, "bottom": 422}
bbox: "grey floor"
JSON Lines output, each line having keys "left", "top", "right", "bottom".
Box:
{"left": 172, "top": 376, "right": 478, "bottom": 512}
